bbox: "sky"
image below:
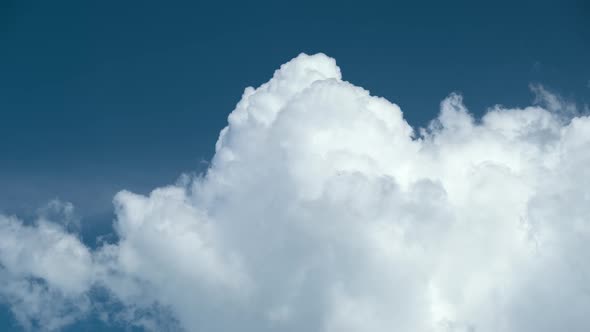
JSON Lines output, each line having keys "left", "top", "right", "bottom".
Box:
{"left": 0, "top": 1, "right": 589, "bottom": 331}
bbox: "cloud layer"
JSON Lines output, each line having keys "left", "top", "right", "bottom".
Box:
{"left": 1, "top": 53, "right": 590, "bottom": 331}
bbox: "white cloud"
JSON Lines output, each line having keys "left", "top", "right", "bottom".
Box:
{"left": 1, "top": 53, "right": 590, "bottom": 331}
{"left": 0, "top": 212, "right": 92, "bottom": 330}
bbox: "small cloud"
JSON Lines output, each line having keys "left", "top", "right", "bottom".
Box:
{"left": 36, "top": 199, "right": 80, "bottom": 233}
{"left": 529, "top": 83, "right": 577, "bottom": 115}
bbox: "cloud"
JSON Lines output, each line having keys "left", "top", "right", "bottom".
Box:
{"left": 530, "top": 83, "right": 578, "bottom": 115}
{"left": 1, "top": 53, "right": 590, "bottom": 331}
{"left": 0, "top": 211, "right": 92, "bottom": 330}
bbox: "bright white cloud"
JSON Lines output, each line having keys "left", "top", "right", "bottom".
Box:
{"left": 1, "top": 53, "right": 590, "bottom": 331}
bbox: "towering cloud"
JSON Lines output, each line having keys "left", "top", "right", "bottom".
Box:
{"left": 1, "top": 53, "right": 589, "bottom": 331}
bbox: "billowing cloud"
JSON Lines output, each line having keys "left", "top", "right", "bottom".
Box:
{"left": 1, "top": 53, "right": 589, "bottom": 331}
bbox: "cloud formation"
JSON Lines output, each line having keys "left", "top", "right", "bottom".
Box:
{"left": 1, "top": 53, "right": 590, "bottom": 331}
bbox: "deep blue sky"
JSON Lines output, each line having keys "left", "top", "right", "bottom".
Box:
{"left": 0, "top": 1, "right": 589, "bottom": 329}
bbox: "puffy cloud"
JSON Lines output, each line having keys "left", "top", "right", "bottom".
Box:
{"left": 0, "top": 206, "right": 92, "bottom": 330}
{"left": 1, "top": 53, "right": 590, "bottom": 331}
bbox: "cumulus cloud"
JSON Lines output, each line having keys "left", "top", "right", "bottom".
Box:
{"left": 1, "top": 53, "right": 590, "bottom": 331}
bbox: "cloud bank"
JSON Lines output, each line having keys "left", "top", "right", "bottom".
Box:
{"left": 1, "top": 53, "right": 590, "bottom": 331}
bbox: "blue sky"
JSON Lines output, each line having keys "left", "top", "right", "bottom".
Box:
{"left": 0, "top": 1, "right": 589, "bottom": 331}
